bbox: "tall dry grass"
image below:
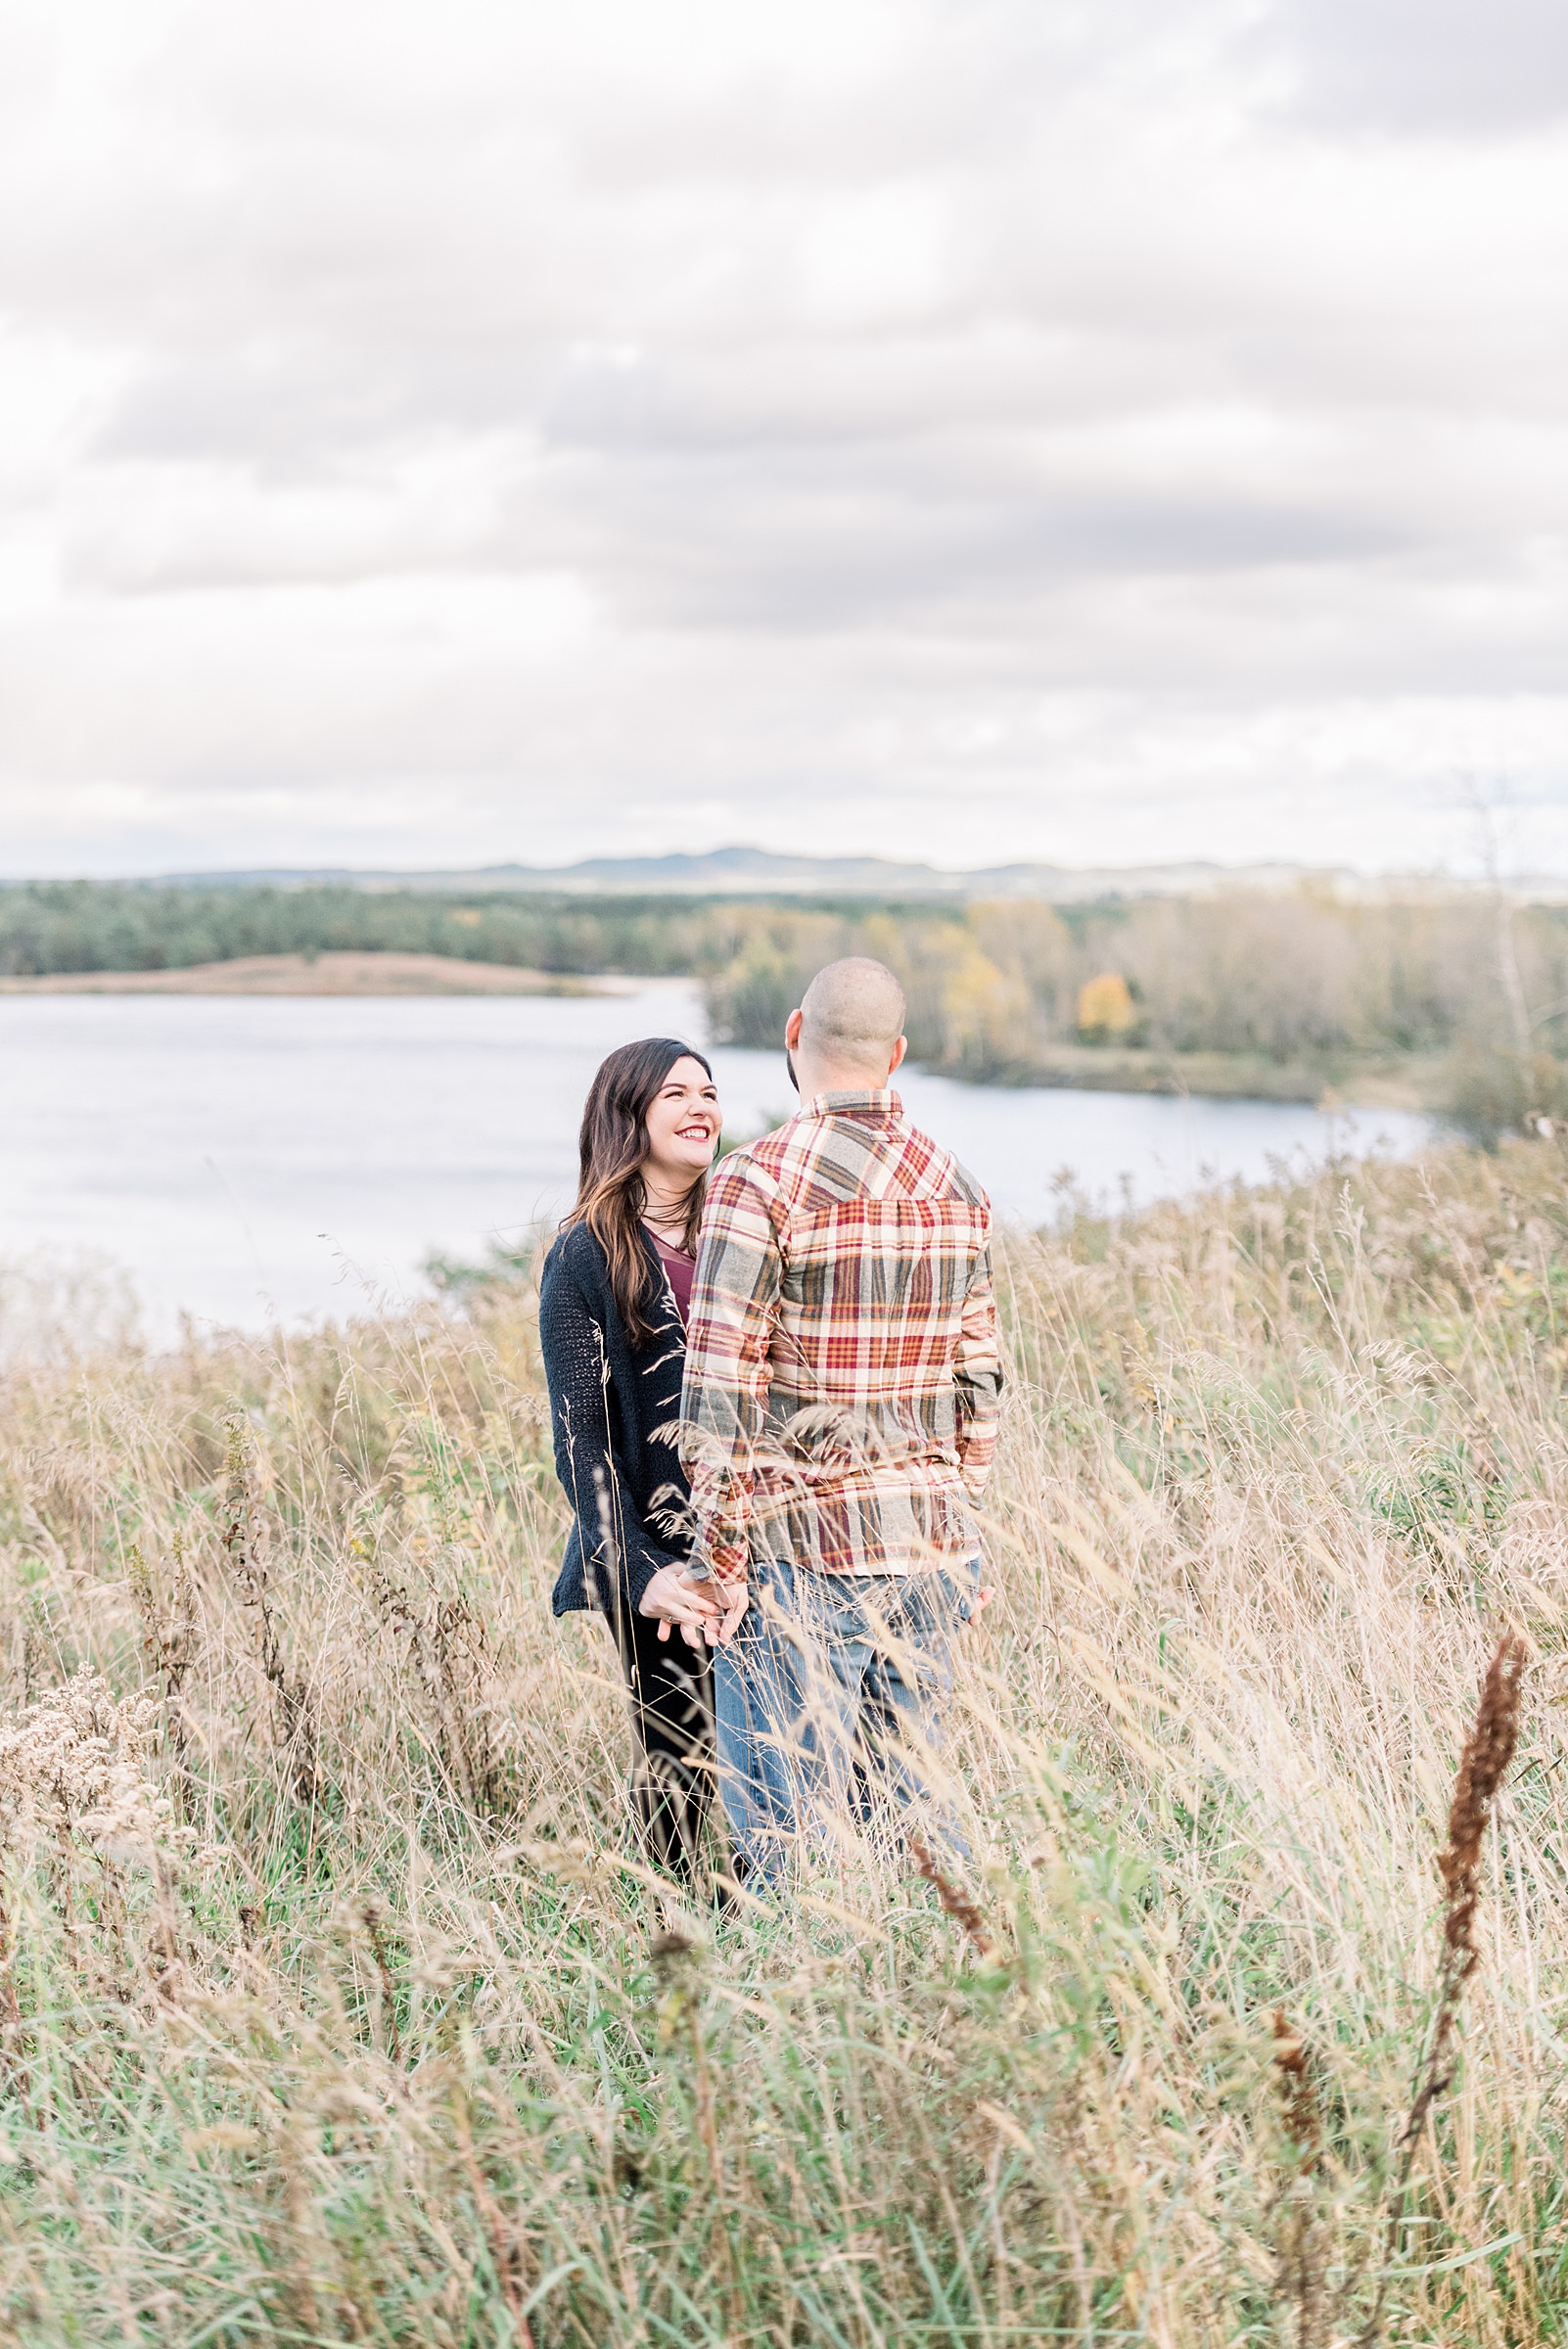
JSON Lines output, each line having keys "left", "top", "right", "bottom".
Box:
{"left": 0, "top": 1138, "right": 1565, "bottom": 2344}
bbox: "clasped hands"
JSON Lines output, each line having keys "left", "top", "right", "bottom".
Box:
{"left": 638, "top": 1565, "right": 995, "bottom": 1649}
{"left": 637, "top": 1564, "right": 749, "bottom": 1649}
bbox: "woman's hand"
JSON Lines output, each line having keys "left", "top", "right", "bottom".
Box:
{"left": 682, "top": 1569, "right": 749, "bottom": 1646}
{"left": 638, "top": 1565, "right": 723, "bottom": 1649}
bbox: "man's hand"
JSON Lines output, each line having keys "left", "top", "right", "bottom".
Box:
{"left": 638, "top": 1565, "right": 724, "bottom": 1650}
{"left": 680, "top": 1568, "right": 750, "bottom": 1647}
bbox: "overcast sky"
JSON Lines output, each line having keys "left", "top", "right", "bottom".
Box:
{"left": 2, "top": 0, "right": 1566, "bottom": 879}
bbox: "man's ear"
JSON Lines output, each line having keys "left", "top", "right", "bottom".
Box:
{"left": 785, "top": 1008, "right": 805, "bottom": 1049}
{"left": 889, "top": 1035, "right": 908, "bottom": 1076}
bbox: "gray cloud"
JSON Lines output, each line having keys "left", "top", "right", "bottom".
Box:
{"left": 0, "top": 0, "right": 1564, "bottom": 877}
{"left": 1266, "top": 0, "right": 1568, "bottom": 133}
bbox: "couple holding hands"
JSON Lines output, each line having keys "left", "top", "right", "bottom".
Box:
{"left": 538, "top": 955, "right": 1003, "bottom": 1897}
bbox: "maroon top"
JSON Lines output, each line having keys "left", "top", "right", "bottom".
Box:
{"left": 650, "top": 1231, "right": 696, "bottom": 1329}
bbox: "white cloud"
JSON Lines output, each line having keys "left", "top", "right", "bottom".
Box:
{"left": 0, "top": 0, "right": 1564, "bottom": 876}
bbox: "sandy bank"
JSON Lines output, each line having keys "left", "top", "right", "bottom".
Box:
{"left": 0, "top": 951, "right": 613, "bottom": 997}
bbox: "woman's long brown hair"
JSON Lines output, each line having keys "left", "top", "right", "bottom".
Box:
{"left": 565, "top": 1036, "right": 715, "bottom": 1347}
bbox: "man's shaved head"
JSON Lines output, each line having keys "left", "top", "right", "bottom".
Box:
{"left": 798, "top": 957, "right": 907, "bottom": 1075}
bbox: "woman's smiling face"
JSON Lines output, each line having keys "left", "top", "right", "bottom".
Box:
{"left": 643, "top": 1055, "right": 721, "bottom": 1187}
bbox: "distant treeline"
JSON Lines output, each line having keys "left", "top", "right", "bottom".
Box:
{"left": 0, "top": 881, "right": 706, "bottom": 985}
{"left": 5, "top": 878, "right": 1567, "bottom": 1097}
{"left": 702, "top": 894, "right": 1568, "bottom": 1073}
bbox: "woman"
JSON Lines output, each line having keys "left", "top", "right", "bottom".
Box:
{"left": 539, "top": 1037, "right": 724, "bottom": 1885}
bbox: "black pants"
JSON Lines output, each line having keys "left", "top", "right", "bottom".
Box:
{"left": 607, "top": 1599, "right": 715, "bottom": 1883}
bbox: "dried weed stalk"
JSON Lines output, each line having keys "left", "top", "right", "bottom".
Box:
{"left": 366, "top": 1553, "right": 507, "bottom": 1816}
{"left": 221, "top": 1412, "right": 319, "bottom": 1805}
{"left": 1360, "top": 1632, "right": 1528, "bottom": 2348}
{"left": 126, "top": 1535, "right": 198, "bottom": 1819}
{"left": 359, "top": 1899, "right": 402, "bottom": 2066}
{"left": 1270, "top": 2010, "right": 1325, "bottom": 2349}
{"left": 449, "top": 2076, "right": 536, "bottom": 2345}
{"left": 907, "top": 1833, "right": 996, "bottom": 1959}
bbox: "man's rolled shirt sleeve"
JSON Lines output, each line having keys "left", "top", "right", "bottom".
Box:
{"left": 953, "top": 1236, "right": 1003, "bottom": 1500}
{"left": 678, "top": 1154, "right": 784, "bottom": 1579}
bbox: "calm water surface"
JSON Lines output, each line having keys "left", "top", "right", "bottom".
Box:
{"left": 0, "top": 985, "right": 1438, "bottom": 1336}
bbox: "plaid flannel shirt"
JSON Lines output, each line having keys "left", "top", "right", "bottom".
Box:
{"left": 678, "top": 1088, "right": 1003, "bottom": 1580}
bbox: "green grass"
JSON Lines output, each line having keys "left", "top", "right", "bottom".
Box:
{"left": 2, "top": 1139, "right": 1568, "bottom": 2343}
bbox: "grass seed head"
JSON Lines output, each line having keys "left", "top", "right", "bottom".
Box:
{"left": 1437, "top": 1633, "right": 1528, "bottom": 1983}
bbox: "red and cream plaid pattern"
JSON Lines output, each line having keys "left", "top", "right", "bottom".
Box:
{"left": 678, "top": 1088, "right": 1003, "bottom": 1580}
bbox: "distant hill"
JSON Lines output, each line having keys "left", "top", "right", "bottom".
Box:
{"left": 158, "top": 848, "right": 1385, "bottom": 902}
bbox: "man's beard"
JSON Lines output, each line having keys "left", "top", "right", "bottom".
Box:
{"left": 785, "top": 1044, "right": 799, "bottom": 1094}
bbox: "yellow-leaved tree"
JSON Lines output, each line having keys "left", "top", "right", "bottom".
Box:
{"left": 1076, "top": 971, "right": 1137, "bottom": 1040}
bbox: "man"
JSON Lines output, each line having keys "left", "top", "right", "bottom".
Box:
{"left": 678, "top": 956, "right": 1003, "bottom": 1882}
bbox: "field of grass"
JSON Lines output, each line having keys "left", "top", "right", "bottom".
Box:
{"left": 2, "top": 1140, "right": 1567, "bottom": 2344}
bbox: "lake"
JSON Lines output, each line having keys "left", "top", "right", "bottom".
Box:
{"left": 0, "top": 985, "right": 1439, "bottom": 1338}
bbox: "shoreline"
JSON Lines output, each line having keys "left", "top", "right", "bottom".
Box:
{"left": 0, "top": 951, "right": 610, "bottom": 998}
{"left": 972, "top": 1042, "right": 1451, "bottom": 1111}
{"left": 0, "top": 951, "right": 1453, "bottom": 1110}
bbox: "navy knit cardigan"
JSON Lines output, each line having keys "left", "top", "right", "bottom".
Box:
{"left": 538, "top": 1221, "right": 693, "bottom": 1618}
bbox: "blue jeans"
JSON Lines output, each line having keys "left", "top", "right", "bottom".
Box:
{"left": 714, "top": 1556, "right": 981, "bottom": 1884}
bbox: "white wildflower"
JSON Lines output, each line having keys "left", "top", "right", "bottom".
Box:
{"left": 0, "top": 1667, "right": 166, "bottom": 1860}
